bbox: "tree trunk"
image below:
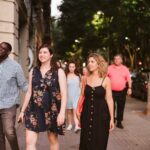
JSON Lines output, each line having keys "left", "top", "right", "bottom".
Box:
{"left": 31, "top": 0, "right": 51, "bottom": 49}
{"left": 124, "top": 44, "right": 134, "bottom": 71}
{"left": 42, "top": 0, "right": 51, "bottom": 46}
{"left": 146, "top": 73, "right": 150, "bottom": 115}
{"left": 145, "top": 73, "right": 150, "bottom": 115}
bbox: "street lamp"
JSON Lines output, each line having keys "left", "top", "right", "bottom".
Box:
{"left": 138, "top": 61, "right": 142, "bottom": 66}
{"left": 75, "top": 39, "right": 80, "bottom": 43}
{"left": 125, "top": 36, "right": 129, "bottom": 40}
{"left": 97, "top": 11, "right": 101, "bottom": 15}
{"left": 137, "top": 47, "right": 140, "bottom": 51}
{"left": 83, "top": 62, "right": 86, "bottom": 67}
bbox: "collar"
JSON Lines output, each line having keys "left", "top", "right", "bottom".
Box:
{"left": 0, "top": 57, "right": 10, "bottom": 64}
{"left": 112, "top": 64, "right": 123, "bottom": 69}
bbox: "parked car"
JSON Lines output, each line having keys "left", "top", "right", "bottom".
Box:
{"left": 131, "top": 70, "right": 149, "bottom": 101}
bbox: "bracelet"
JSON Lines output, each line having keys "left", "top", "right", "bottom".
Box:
{"left": 128, "top": 88, "right": 132, "bottom": 89}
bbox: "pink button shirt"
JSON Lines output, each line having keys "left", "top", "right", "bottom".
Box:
{"left": 107, "top": 64, "right": 130, "bottom": 91}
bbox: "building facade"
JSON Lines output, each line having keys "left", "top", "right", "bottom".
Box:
{"left": 0, "top": 0, "right": 51, "bottom": 75}
{"left": 0, "top": 0, "right": 29, "bottom": 75}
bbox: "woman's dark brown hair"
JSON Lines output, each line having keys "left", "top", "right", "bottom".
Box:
{"left": 65, "top": 61, "right": 80, "bottom": 77}
{"left": 37, "top": 44, "right": 58, "bottom": 70}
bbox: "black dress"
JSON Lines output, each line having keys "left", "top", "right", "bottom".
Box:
{"left": 25, "top": 67, "right": 65, "bottom": 135}
{"left": 80, "top": 79, "right": 110, "bottom": 150}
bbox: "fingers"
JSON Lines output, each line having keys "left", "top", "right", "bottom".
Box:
{"left": 17, "top": 118, "right": 20, "bottom": 123}
{"left": 109, "top": 123, "right": 115, "bottom": 132}
{"left": 17, "top": 118, "right": 22, "bottom": 123}
{"left": 57, "top": 120, "right": 63, "bottom": 126}
{"left": 127, "top": 89, "right": 132, "bottom": 95}
{"left": 57, "top": 118, "right": 61, "bottom": 126}
{"left": 17, "top": 116, "right": 23, "bottom": 123}
{"left": 57, "top": 115, "right": 64, "bottom": 126}
{"left": 17, "top": 113, "right": 24, "bottom": 123}
{"left": 57, "top": 120, "right": 64, "bottom": 126}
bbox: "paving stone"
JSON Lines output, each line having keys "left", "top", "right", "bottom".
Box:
{"left": 6, "top": 96, "right": 150, "bottom": 150}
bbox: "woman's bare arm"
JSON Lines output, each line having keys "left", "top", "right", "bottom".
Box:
{"left": 105, "top": 77, "right": 114, "bottom": 121}
{"left": 58, "top": 68, "right": 67, "bottom": 115}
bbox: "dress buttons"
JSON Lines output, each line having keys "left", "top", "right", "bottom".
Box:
{"left": 88, "top": 88, "right": 94, "bottom": 142}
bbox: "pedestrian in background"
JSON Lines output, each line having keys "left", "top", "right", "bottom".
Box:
{"left": 56, "top": 61, "right": 62, "bottom": 68}
{"left": 0, "top": 42, "right": 28, "bottom": 150}
{"left": 77, "top": 53, "right": 114, "bottom": 150}
{"left": 18, "top": 44, "right": 67, "bottom": 150}
{"left": 66, "top": 61, "right": 81, "bottom": 133}
{"left": 82, "top": 66, "right": 88, "bottom": 77}
{"left": 107, "top": 54, "right": 132, "bottom": 129}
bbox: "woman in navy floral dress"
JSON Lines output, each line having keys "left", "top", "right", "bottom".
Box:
{"left": 18, "top": 44, "right": 67, "bottom": 150}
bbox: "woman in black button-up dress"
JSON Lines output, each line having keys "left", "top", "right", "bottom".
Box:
{"left": 77, "top": 53, "right": 114, "bottom": 150}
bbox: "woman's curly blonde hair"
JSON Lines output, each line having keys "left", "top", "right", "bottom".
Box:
{"left": 87, "top": 53, "right": 108, "bottom": 77}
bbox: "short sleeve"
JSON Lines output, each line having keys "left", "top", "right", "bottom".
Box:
{"left": 125, "top": 67, "right": 131, "bottom": 81}
{"left": 16, "top": 64, "right": 28, "bottom": 92}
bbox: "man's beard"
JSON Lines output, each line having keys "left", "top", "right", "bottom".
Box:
{"left": 0, "top": 53, "right": 8, "bottom": 63}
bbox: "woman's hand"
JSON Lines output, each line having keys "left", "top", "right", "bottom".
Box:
{"left": 57, "top": 113, "right": 65, "bottom": 126}
{"left": 17, "top": 111, "right": 24, "bottom": 123}
{"left": 109, "top": 119, "right": 115, "bottom": 132}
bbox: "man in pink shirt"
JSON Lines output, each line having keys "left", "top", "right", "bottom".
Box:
{"left": 108, "top": 54, "right": 132, "bottom": 129}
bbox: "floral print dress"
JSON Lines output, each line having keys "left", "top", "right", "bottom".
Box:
{"left": 25, "top": 67, "right": 65, "bottom": 135}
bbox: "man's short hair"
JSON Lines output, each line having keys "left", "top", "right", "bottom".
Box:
{"left": 1, "top": 42, "right": 12, "bottom": 51}
{"left": 114, "top": 54, "right": 123, "bottom": 59}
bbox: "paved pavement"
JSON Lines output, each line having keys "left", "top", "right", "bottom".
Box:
{"left": 6, "top": 96, "right": 150, "bottom": 150}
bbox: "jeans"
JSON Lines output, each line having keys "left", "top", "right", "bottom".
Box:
{"left": 112, "top": 89, "right": 127, "bottom": 122}
{"left": 0, "top": 105, "right": 19, "bottom": 150}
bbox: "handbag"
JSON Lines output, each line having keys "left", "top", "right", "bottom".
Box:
{"left": 78, "top": 95, "right": 85, "bottom": 113}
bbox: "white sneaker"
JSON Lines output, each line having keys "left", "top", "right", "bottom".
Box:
{"left": 74, "top": 126, "right": 81, "bottom": 133}
{"left": 66, "top": 124, "right": 73, "bottom": 130}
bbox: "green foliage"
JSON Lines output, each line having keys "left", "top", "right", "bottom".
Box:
{"left": 51, "top": 0, "right": 150, "bottom": 69}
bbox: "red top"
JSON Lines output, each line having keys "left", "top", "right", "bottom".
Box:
{"left": 107, "top": 64, "right": 130, "bottom": 91}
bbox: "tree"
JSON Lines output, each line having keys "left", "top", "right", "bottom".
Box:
{"left": 118, "top": 0, "right": 150, "bottom": 70}
{"left": 31, "top": 0, "right": 52, "bottom": 48}
{"left": 55, "top": 0, "right": 150, "bottom": 68}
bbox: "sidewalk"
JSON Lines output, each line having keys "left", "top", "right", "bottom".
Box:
{"left": 6, "top": 96, "right": 150, "bottom": 150}
{"left": 107, "top": 97, "right": 150, "bottom": 150}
